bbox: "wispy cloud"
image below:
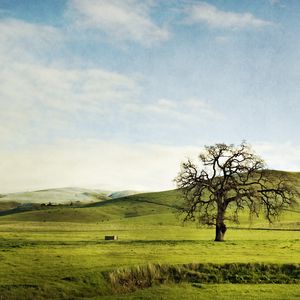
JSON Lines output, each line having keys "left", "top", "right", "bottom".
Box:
{"left": 0, "top": 17, "right": 222, "bottom": 147}
{"left": 269, "top": 0, "right": 280, "bottom": 5}
{"left": 0, "top": 18, "right": 63, "bottom": 62}
{"left": 0, "top": 18, "right": 139, "bottom": 143}
{"left": 268, "top": 0, "right": 286, "bottom": 8}
{"left": 185, "top": 2, "right": 274, "bottom": 29}
{"left": 125, "top": 98, "right": 223, "bottom": 123}
{"left": 215, "top": 36, "right": 231, "bottom": 43}
{"left": 0, "top": 140, "right": 199, "bottom": 193}
{"left": 254, "top": 142, "right": 300, "bottom": 172}
{"left": 0, "top": 61, "right": 140, "bottom": 144}
{"left": 159, "top": 98, "right": 223, "bottom": 121}
{"left": 1, "top": 139, "right": 299, "bottom": 194}
{"left": 67, "top": 0, "right": 170, "bottom": 46}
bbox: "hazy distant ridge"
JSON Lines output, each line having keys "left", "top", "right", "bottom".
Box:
{"left": 0, "top": 187, "right": 140, "bottom": 205}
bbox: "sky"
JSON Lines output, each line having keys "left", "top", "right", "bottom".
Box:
{"left": 0, "top": 0, "right": 299, "bottom": 193}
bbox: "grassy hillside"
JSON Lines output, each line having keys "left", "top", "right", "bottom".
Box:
{"left": 1, "top": 171, "right": 299, "bottom": 228}
{"left": 108, "top": 190, "right": 141, "bottom": 199}
{"left": 0, "top": 200, "right": 19, "bottom": 211}
{"left": 0, "top": 190, "right": 179, "bottom": 224}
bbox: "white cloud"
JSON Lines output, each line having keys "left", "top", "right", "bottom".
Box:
{"left": 125, "top": 97, "right": 223, "bottom": 123}
{"left": 67, "top": 0, "right": 170, "bottom": 46}
{"left": 254, "top": 142, "right": 300, "bottom": 172}
{"left": 0, "top": 140, "right": 199, "bottom": 193}
{"left": 1, "top": 139, "right": 298, "bottom": 194}
{"left": 0, "top": 18, "right": 144, "bottom": 143}
{"left": 0, "top": 15, "right": 221, "bottom": 150}
{"left": 0, "top": 16, "right": 221, "bottom": 145}
{"left": 185, "top": 2, "right": 274, "bottom": 29}
{"left": 0, "top": 18, "right": 63, "bottom": 63}
{"left": 0, "top": 59, "right": 140, "bottom": 144}
{"left": 215, "top": 36, "right": 230, "bottom": 43}
{"left": 1, "top": 55, "right": 222, "bottom": 145}
{"left": 268, "top": 0, "right": 286, "bottom": 8}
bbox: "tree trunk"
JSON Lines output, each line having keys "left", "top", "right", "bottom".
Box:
{"left": 215, "top": 202, "right": 227, "bottom": 241}
{"left": 215, "top": 223, "right": 227, "bottom": 242}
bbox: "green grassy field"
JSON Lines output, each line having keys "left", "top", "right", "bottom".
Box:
{"left": 0, "top": 171, "right": 299, "bottom": 299}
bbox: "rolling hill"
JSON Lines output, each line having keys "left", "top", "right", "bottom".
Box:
{"left": 0, "top": 187, "right": 141, "bottom": 206}
{"left": 0, "top": 171, "right": 299, "bottom": 228}
{"left": 0, "top": 187, "right": 110, "bottom": 205}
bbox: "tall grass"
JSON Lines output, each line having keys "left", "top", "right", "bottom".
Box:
{"left": 108, "top": 263, "right": 300, "bottom": 293}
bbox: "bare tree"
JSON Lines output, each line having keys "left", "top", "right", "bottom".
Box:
{"left": 175, "top": 142, "right": 299, "bottom": 241}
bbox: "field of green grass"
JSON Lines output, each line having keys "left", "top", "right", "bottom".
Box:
{"left": 0, "top": 171, "right": 299, "bottom": 299}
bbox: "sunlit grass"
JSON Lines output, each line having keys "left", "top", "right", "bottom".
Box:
{"left": 0, "top": 172, "right": 299, "bottom": 299}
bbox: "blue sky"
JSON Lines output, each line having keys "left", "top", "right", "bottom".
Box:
{"left": 0, "top": 0, "right": 299, "bottom": 192}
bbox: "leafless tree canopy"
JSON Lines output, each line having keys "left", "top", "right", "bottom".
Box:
{"left": 175, "top": 142, "right": 299, "bottom": 241}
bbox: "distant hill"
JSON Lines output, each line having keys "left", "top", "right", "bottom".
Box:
{"left": 108, "top": 190, "right": 141, "bottom": 199}
{"left": 0, "top": 171, "right": 298, "bottom": 227}
{"left": 0, "top": 187, "right": 141, "bottom": 206}
{"left": 0, "top": 189, "right": 181, "bottom": 223}
{"left": 0, "top": 187, "right": 110, "bottom": 205}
